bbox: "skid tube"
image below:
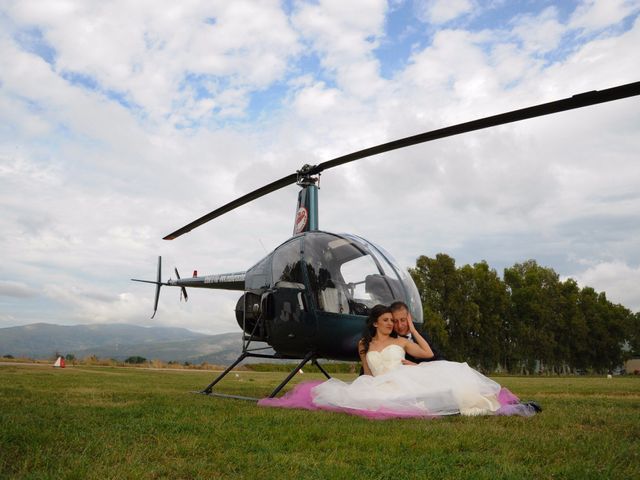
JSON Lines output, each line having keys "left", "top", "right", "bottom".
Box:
{"left": 196, "top": 350, "right": 332, "bottom": 401}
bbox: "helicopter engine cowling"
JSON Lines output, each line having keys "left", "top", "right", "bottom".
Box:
{"left": 235, "top": 293, "right": 267, "bottom": 340}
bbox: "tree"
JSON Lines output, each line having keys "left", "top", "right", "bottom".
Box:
{"left": 411, "top": 253, "right": 636, "bottom": 373}
{"left": 629, "top": 312, "right": 640, "bottom": 356}
{"left": 503, "top": 260, "right": 561, "bottom": 373}
{"left": 558, "top": 278, "right": 588, "bottom": 372}
{"left": 411, "top": 255, "right": 507, "bottom": 369}
{"left": 465, "top": 261, "right": 509, "bottom": 372}
{"left": 125, "top": 356, "right": 147, "bottom": 364}
{"left": 410, "top": 254, "right": 456, "bottom": 356}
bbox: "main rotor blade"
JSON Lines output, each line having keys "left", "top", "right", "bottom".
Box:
{"left": 164, "top": 80, "right": 640, "bottom": 240}
{"left": 163, "top": 172, "right": 297, "bottom": 240}
{"left": 308, "top": 81, "right": 640, "bottom": 175}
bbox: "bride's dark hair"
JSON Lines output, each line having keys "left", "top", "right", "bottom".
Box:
{"left": 359, "top": 304, "right": 392, "bottom": 355}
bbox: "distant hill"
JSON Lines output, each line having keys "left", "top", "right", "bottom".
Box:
{"left": 72, "top": 332, "right": 272, "bottom": 364}
{"left": 0, "top": 323, "right": 271, "bottom": 364}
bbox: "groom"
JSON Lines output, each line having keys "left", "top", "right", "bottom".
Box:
{"left": 389, "top": 301, "right": 443, "bottom": 364}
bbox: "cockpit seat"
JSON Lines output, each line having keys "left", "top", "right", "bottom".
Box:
{"left": 319, "top": 287, "right": 349, "bottom": 313}
{"left": 365, "top": 274, "right": 399, "bottom": 304}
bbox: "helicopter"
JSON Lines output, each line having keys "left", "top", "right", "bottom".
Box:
{"left": 133, "top": 81, "right": 640, "bottom": 400}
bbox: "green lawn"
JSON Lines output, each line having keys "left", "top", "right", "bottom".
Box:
{"left": 1, "top": 365, "right": 638, "bottom": 479}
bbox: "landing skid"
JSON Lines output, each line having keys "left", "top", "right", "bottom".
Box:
{"left": 198, "top": 294, "right": 332, "bottom": 401}
{"left": 197, "top": 349, "right": 331, "bottom": 401}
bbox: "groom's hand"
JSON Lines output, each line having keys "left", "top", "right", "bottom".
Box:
{"left": 407, "top": 315, "right": 416, "bottom": 333}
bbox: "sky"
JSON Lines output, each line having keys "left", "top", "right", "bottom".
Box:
{"left": 1, "top": 0, "right": 639, "bottom": 335}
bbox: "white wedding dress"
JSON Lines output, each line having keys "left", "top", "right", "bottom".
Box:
{"left": 312, "top": 344, "right": 502, "bottom": 416}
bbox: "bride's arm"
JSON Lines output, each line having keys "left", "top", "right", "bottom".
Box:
{"left": 404, "top": 318, "right": 434, "bottom": 359}
{"left": 358, "top": 339, "right": 373, "bottom": 376}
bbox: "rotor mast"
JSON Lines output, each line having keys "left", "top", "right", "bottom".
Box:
{"left": 293, "top": 164, "right": 319, "bottom": 234}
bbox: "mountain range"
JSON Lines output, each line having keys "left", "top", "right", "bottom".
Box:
{"left": 0, "top": 323, "right": 272, "bottom": 364}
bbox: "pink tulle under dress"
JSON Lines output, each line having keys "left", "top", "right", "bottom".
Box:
{"left": 259, "top": 345, "right": 536, "bottom": 419}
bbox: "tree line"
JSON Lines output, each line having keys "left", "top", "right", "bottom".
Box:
{"left": 410, "top": 254, "right": 640, "bottom": 374}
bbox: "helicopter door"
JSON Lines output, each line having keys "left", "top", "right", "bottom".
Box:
{"left": 269, "top": 281, "right": 310, "bottom": 354}
{"left": 269, "top": 239, "right": 313, "bottom": 355}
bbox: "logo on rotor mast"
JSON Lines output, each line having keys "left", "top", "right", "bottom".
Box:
{"left": 294, "top": 207, "right": 308, "bottom": 234}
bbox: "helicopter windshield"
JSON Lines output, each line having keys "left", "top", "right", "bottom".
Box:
{"left": 301, "top": 232, "right": 422, "bottom": 320}
{"left": 270, "top": 237, "right": 305, "bottom": 289}
{"left": 343, "top": 234, "right": 423, "bottom": 322}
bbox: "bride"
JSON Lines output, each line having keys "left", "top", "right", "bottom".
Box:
{"left": 259, "top": 305, "right": 537, "bottom": 418}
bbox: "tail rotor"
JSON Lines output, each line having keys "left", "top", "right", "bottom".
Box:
{"left": 131, "top": 256, "right": 166, "bottom": 319}
{"left": 152, "top": 256, "right": 162, "bottom": 318}
{"left": 174, "top": 268, "right": 189, "bottom": 302}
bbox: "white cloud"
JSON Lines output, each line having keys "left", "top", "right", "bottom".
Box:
{"left": 569, "top": 0, "right": 640, "bottom": 32}
{"left": 292, "top": 0, "right": 388, "bottom": 97}
{"left": 291, "top": 80, "right": 342, "bottom": 117}
{"left": 0, "top": 281, "right": 38, "bottom": 298}
{"left": 5, "top": 0, "right": 300, "bottom": 122}
{"left": 416, "top": 0, "right": 474, "bottom": 25}
{"left": 572, "top": 261, "right": 640, "bottom": 312}
{"left": 510, "top": 6, "right": 565, "bottom": 54}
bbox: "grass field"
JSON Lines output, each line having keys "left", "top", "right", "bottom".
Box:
{"left": 1, "top": 364, "right": 638, "bottom": 479}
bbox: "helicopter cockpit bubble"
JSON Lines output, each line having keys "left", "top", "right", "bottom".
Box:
{"left": 300, "top": 232, "right": 423, "bottom": 323}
